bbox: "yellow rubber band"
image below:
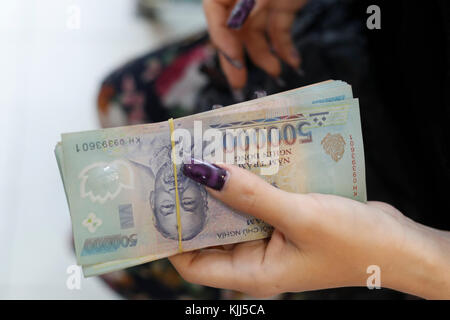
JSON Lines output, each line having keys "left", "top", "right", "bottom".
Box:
{"left": 168, "top": 118, "right": 183, "bottom": 253}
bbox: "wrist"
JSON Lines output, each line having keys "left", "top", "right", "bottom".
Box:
{"left": 383, "top": 217, "right": 450, "bottom": 299}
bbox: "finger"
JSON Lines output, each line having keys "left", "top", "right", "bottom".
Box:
{"left": 227, "top": 0, "right": 270, "bottom": 29}
{"left": 218, "top": 51, "right": 248, "bottom": 89}
{"left": 169, "top": 238, "right": 268, "bottom": 291}
{"left": 203, "top": 0, "right": 247, "bottom": 88}
{"left": 209, "top": 244, "right": 236, "bottom": 251}
{"left": 206, "top": 163, "right": 312, "bottom": 236}
{"left": 208, "top": 245, "right": 226, "bottom": 250}
{"left": 222, "top": 244, "right": 236, "bottom": 250}
{"left": 169, "top": 250, "right": 237, "bottom": 289}
{"left": 270, "top": 0, "right": 307, "bottom": 11}
{"left": 243, "top": 27, "right": 281, "bottom": 77}
{"left": 267, "top": 11, "right": 300, "bottom": 69}
{"left": 249, "top": 0, "right": 271, "bottom": 17}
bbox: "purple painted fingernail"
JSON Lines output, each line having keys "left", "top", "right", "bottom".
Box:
{"left": 226, "top": 0, "right": 256, "bottom": 30}
{"left": 181, "top": 159, "right": 228, "bottom": 191}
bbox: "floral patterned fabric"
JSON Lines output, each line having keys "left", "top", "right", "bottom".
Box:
{"left": 97, "top": 32, "right": 215, "bottom": 127}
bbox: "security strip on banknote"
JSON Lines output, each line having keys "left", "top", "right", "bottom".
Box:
{"left": 55, "top": 80, "right": 366, "bottom": 277}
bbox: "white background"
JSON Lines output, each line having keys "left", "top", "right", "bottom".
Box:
{"left": 0, "top": 0, "right": 205, "bottom": 299}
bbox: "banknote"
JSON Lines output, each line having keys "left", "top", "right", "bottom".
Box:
{"left": 73, "top": 80, "right": 359, "bottom": 276}
{"left": 183, "top": 80, "right": 353, "bottom": 120}
{"left": 55, "top": 81, "right": 366, "bottom": 276}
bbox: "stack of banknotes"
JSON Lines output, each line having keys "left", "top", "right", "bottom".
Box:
{"left": 55, "top": 80, "right": 366, "bottom": 277}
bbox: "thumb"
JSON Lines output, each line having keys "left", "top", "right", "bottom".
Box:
{"left": 181, "top": 159, "right": 310, "bottom": 235}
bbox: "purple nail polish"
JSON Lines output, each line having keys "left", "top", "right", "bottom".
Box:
{"left": 226, "top": 0, "right": 256, "bottom": 30}
{"left": 181, "top": 159, "right": 228, "bottom": 191}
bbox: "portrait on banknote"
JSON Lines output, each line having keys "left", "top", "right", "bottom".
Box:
{"left": 131, "top": 140, "right": 208, "bottom": 242}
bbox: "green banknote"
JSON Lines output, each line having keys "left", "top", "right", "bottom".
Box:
{"left": 55, "top": 81, "right": 366, "bottom": 276}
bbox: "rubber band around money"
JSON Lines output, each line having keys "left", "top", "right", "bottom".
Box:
{"left": 168, "top": 118, "right": 183, "bottom": 253}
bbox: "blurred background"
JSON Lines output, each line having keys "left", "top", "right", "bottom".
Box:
{"left": 0, "top": 0, "right": 205, "bottom": 299}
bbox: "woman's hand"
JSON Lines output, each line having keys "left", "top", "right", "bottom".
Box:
{"left": 170, "top": 163, "right": 450, "bottom": 299}
{"left": 203, "top": 0, "right": 307, "bottom": 89}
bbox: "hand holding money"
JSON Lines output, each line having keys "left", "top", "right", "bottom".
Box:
{"left": 55, "top": 80, "right": 367, "bottom": 276}
{"left": 171, "top": 163, "right": 450, "bottom": 300}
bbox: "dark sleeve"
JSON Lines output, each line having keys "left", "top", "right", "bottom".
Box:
{"left": 355, "top": 0, "right": 450, "bottom": 229}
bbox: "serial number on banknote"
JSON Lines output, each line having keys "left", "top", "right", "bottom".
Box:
{"left": 74, "top": 136, "right": 142, "bottom": 152}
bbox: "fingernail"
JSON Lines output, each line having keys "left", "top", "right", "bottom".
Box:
{"left": 218, "top": 49, "right": 243, "bottom": 69}
{"left": 181, "top": 159, "right": 228, "bottom": 191}
{"left": 232, "top": 88, "right": 245, "bottom": 102}
{"left": 226, "top": 0, "right": 256, "bottom": 30}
